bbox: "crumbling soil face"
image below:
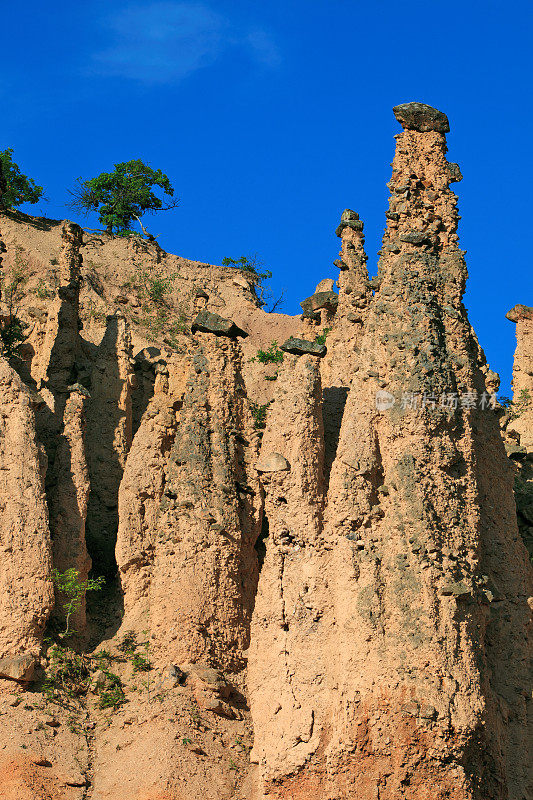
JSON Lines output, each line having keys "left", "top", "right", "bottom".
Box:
{"left": 0, "top": 103, "right": 531, "bottom": 800}
{"left": 0, "top": 359, "right": 53, "bottom": 659}
{"left": 116, "top": 332, "right": 263, "bottom": 673}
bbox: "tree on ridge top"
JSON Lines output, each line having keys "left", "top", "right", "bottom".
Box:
{"left": 69, "top": 159, "right": 179, "bottom": 237}
{"left": 0, "top": 148, "right": 43, "bottom": 210}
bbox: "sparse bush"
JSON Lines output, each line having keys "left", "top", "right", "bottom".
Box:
{"left": 250, "top": 341, "right": 284, "bottom": 364}
{"left": 250, "top": 401, "right": 270, "bottom": 430}
{"left": 0, "top": 268, "right": 28, "bottom": 358}
{"left": 0, "top": 314, "right": 28, "bottom": 357}
{"left": 145, "top": 273, "right": 174, "bottom": 303}
{"left": 315, "top": 327, "right": 331, "bottom": 346}
{"left": 43, "top": 644, "right": 91, "bottom": 704}
{"left": 118, "top": 630, "right": 137, "bottom": 655}
{"left": 35, "top": 279, "right": 54, "bottom": 299}
{"left": 98, "top": 682, "right": 126, "bottom": 709}
{"left": 500, "top": 389, "right": 531, "bottom": 420}
{"left": 131, "top": 653, "right": 152, "bottom": 673}
{"left": 222, "top": 254, "right": 284, "bottom": 312}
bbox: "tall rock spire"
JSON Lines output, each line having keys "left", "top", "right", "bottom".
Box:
{"left": 319, "top": 101, "right": 533, "bottom": 800}
{"left": 321, "top": 209, "right": 372, "bottom": 475}
{"left": 250, "top": 103, "right": 533, "bottom": 800}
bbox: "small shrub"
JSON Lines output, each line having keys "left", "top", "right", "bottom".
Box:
{"left": 0, "top": 315, "right": 28, "bottom": 357}
{"left": 222, "top": 254, "right": 283, "bottom": 311}
{"left": 505, "top": 389, "right": 531, "bottom": 420}
{"left": 315, "top": 327, "right": 331, "bottom": 346}
{"left": 118, "top": 630, "right": 137, "bottom": 655}
{"left": 35, "top": 279, "right": 54, "bottom": 299}
{"left": 131, "top": 653, "right": 152, "bottom": 673}
{"left": 145, "top": 274, "right": 174, "bottom": 303}
{"left": 84, "top": 300, "right": 107, "bottom": 324}
{"left": 250, "top": 341, "right": 284, "bottom": 364}
{"left": 43, "top": 645, "right": 91, "bottom": 704}
{"left": 250, "top": 401, "right": 270, "bottom": 430}
{"left": 99, "top": 686, "right": 126, "bottom": 709}
{"left": 221, "top": 255, "right": 271, "bottom": 282}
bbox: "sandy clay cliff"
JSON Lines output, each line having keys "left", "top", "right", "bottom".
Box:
{"left": 0, "top": 102, "right": 531, "bottom": 800}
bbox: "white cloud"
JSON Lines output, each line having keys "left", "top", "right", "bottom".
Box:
{"left": 92, "top": 2, "right": 280, "bottom": 83}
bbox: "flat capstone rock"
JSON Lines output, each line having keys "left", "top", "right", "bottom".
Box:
{"left": 191, "top": 310, "right": 248, "bottom": 338}
{"left": 300, "top": 291, "right": 339, "bottom": 314}
{"left": 393, "top": 102, "right": 450, "bottom": 134}
{"left": 336, "top": 211, "right": 364, "bottom": 237}
{"left": 506, "top": 304, "right": 533, "bottom": 323}
{"left": 280, "top": 337, "right": 327, "bottom": 358}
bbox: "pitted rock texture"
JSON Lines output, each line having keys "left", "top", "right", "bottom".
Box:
{"left": 0, "top": 359, "right": 53, "bottom": 659}
{"left": 116, "top": 332, "right": 262, "bottom": 672}
{"left": 247, "top": 106, "right": 533, "bottom": 800}
{"left": 248, "top": 353, "right": 326, "bottom": 778}
{"left": 0, "top": 104, "right": 530, "bottom": 800}
{"left": 506, "top": 303, "right": 533, "bottom": 449}
{"left": 393, "top": 101, "right": 450, "bottom": 133}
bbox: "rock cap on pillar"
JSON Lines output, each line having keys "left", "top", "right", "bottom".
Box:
{"left": 506, "top": 304, "right": 533, "bottom": 323}
{"left": 393, "top": 102, "right": 450, "bottom": 133}
{"left": 336, "top": 209, "right": 364, "bottom": 237}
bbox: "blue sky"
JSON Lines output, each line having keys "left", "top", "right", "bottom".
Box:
{"left": 2, "top": 0, "right": 532, "bottom": 393}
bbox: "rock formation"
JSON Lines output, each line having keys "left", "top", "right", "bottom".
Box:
{"left": 506, "top": 304, "right": 533, "bottom": 448}
{"left": 116, "top": 331, "right": 262, "bottom": 672}
{"left": 248, "top": 353, "right": 326, "bottom": 777}
{"left": 0, "top": 359, "right": 53, "bottom": 663}
{"left": 0, "top": 103, "right": 530, "bottom": 800}
{"left": 247, "top": 103, "right": 533, "bottom": 799}
{"left": 85, "top": 312, "right": 134, "bottom": 577}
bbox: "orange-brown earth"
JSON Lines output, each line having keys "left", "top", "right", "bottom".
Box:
{"left": 0, "top": 102, "right": 530, "bottom": 800}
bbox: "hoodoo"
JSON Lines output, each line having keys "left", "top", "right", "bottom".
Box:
{"left": 0, "top": 103, "right": 530, "bottom": 800}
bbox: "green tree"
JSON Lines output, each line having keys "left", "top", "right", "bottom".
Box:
{"left": 221, "top": 254, "right": 284, "bottom": 312}
{"left": 69, "top": 159, "right": 179, "bottom": 236}
{"left": 0, "top": 148, "right": 43, "bottom": 210}
{"left": 52, "top": 568, "right": 105, "bottom": 638}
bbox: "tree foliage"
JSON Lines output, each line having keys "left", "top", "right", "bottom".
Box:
{"left": 0, "top": 148, "right": 43, "bottom": 210}
{"left": 52, "top": 568, "right": 105, "bottom": 637}
{"left": 221, "top": 254, "right": 284, "bottom": 312}
{"left": 69, "top": 159, "right": 179, "bottom": 235}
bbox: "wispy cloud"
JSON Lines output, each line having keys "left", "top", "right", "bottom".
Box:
{"left": 92, "top": 2, "right": 280, "bottom": 84}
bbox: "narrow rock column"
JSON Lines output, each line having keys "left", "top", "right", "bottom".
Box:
{"left": 321, "top": 209, "right": 373, "bottom": 475}
{"left": 27, "top": 222, "right": 92, "bottom": 631}
{"left": 506, "top": 304, "right": 533, "bottom": 448}
{"left": 86, "top": 313, "right": 134, "bottom": 577}
{"left": 116, "top": 332, "right": 262, "bottom": 672}
{"left": 248, "top": 353, "right": 326, "bottom": 779}
{"left": 32, "top": 221, "right": 83, "bottom": 397}
{"left": 48, "top": 389, "right": 91, "bottom": 630}
{"left": 0, "top": 360, "right": 53, "bottom": 663}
